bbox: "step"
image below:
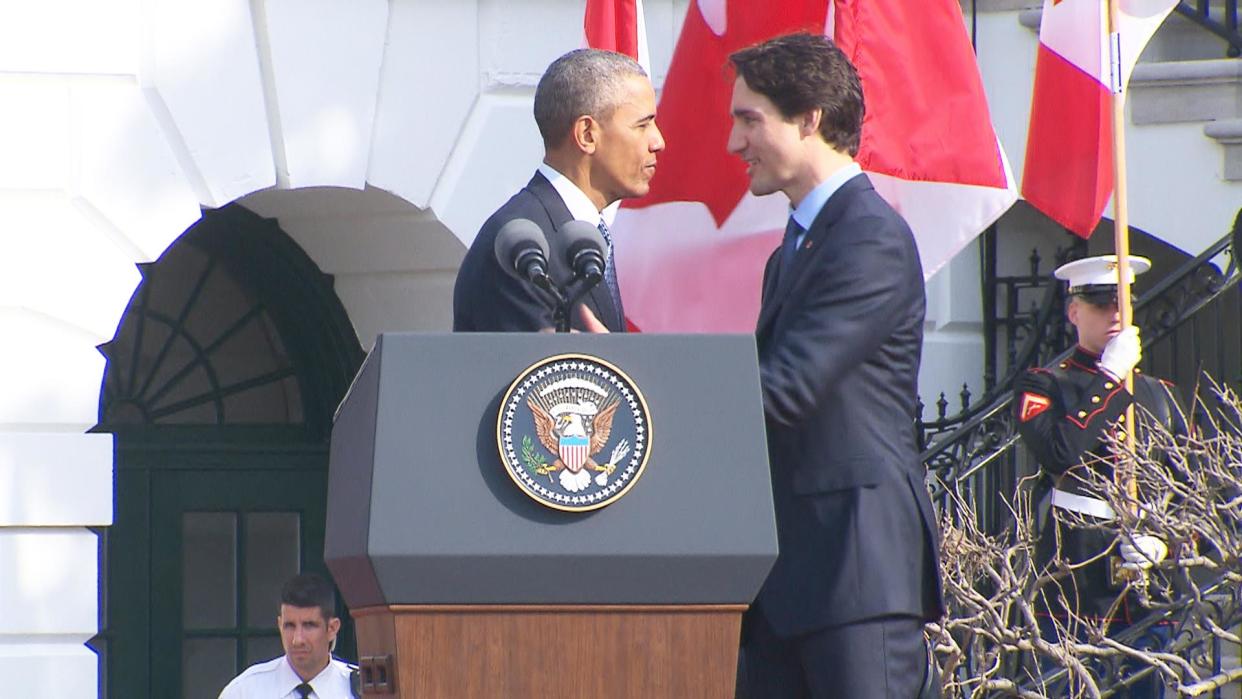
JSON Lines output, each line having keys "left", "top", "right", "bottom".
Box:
{"left": 1130, "top": 59, "right": 1242, "bottom": 124}
{"left": 1204, "top": 117, "right": 1242, "bottom": 179}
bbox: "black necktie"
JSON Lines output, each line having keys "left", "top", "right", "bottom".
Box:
{"left": 295, "top": 682, "right": 313, "bottom": 699}
{"left": 597, "top": 218, "right": 625, "bottom": 325}
{"left": 778, "top": 217, "right": 804, "bottom": 280}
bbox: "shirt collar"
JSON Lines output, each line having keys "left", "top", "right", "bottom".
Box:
{"left": 279, "top": 655, "right": 336, "bottom": 698}
{"left": 790, "top": 162, "right": 862, "bottom": 231}
{"left": 538, "top": 162, "right": 603, "bottom": 224}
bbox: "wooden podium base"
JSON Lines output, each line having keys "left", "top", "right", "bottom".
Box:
{"left": 352, "top": 604, "right": 745, "bottom": 699}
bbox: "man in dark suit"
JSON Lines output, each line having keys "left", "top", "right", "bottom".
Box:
{"left": 727, "top": 33, "right": 943, "bottom": 698}
{"left": 453, "top": 48, "right": 665, "bottom": 332}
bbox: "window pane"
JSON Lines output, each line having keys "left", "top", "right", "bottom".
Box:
{"left": 183, "top": 638, "right": 236, "bottom": 699}
{"left": 182, "top": 512, "right": 237, "bottom": 629}
{"left": 245, "top": 512, "right": 301, "bottom": 627}
{"left": 246, "top": 635, "right": 284, "bottom": 667}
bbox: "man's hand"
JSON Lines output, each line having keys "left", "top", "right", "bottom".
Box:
{"left": 1099, "top": 325, "right": 1142, "bottom": 380}
{"left": 579, "top": 304, "right": 610, "bottom": 333}
{"left": 1120, "top": 534, "right": 1168, "bottom": 571}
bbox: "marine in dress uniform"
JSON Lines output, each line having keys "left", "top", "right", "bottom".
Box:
{"left": 1014, "top": 255, "right": 1188, "bottom": 622}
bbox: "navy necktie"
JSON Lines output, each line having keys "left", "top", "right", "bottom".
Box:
{"left": 779, "top": 217, "right": 803, "bottom": 276}
{"left": 295, "top": 682, "right": 313, "bottom": 699}
{"left": 597, "top": 218, "right": 625, "bottom": 325}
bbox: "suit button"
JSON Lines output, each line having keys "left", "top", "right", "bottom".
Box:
{"left": 1060, "top": 363, "right": 1069, "bottom": 369}
{"left": 1117, "top": 429, "right": 1127, "bottom": 438}
{"left": 1104, "top": 382, "right": 1115, "bottom": 389}
{"left": 1091, "top": 396, "right": 1101, "bottom": 403}
{"left": 1078, "top": 410, "right": 1088, "bottom": 418}
{"left": 1119, "top": 414, "right": 1127, "bottom": 423}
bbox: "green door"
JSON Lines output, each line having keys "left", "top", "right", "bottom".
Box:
{"left": 150, "top": 467, "right": 327, "bottom": 699}
{"left": 93, "top": 206, "right": 363, "bottom": 699}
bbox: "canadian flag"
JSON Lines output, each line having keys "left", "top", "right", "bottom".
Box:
{"left": 590, "top": 0, "right": 1016, "bottom": 332}
{"left": 584, "top": 0, "right": 650, "bottom": 72}
{"left": 1022, "top": 0, "right": 1178, "bottom": 238}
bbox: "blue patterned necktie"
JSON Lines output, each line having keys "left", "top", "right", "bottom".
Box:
{"left": 597, "top": 218, "right": 625, "bottom": 324}
{"left": 779, "top": 217, "right": 803, "bottom": 277}
{"left": 294, "top": 682, "right": 313, "bottom": 698}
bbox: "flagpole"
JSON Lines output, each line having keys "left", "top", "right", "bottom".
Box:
{"left": 1106, "top": 0, "right": 1139, "bottom": 500}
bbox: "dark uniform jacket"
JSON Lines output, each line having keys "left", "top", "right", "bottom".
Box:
{"left": 1014, "top": 345, "right": 1186, "bottom": 618}
{"left": 453, "top": 171, "right": 626, "bottom": 332}
{"left": 750, "top": 174, "right": 944, "bottom": 639}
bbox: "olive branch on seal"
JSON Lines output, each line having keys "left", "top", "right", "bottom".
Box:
{"left": 520, "top": 435, "right": 550, "bottom": 482}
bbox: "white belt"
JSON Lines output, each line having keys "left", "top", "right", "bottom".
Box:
{"left": 1051, "top": 488, "right": 1115, "bottom": 520}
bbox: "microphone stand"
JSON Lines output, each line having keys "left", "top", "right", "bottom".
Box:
{"left": 533, "top": 271, "right": 603, "bottom": 333}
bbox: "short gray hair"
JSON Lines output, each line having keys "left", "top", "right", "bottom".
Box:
{"left": 534, "top": 48, "right": 648, "bottom": 148}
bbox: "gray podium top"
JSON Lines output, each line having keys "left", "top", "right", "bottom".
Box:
{"left": 325, "top": 333, "right": 777, "bottom": 608}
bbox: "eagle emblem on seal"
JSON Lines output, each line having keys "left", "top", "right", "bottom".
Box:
{"left": 498, "top": 354, "right": 651, "bottom": 512}
{"left": 528, "top": 384, "right": 631, "bottom": 493}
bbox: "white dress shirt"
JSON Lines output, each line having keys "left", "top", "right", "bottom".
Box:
{"left": 217, "top": 655, "right": 354, "bottom": 699}
{"left": 537, "top": 162, "right": 604, "bottom": 226}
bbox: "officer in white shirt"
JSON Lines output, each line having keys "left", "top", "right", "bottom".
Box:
{"left": 218, "top": 573, "right": 357, "bottom": 699}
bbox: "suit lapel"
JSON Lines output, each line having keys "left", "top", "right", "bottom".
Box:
{"left": 755, "top": 174, "right": 870, "bottom": 336}
{"left": 526, "top": 171, "right": 621, "bottom": 331}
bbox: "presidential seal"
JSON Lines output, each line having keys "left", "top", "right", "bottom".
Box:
{"left": 498, "top": 354, "right": 651, "bottom": 512}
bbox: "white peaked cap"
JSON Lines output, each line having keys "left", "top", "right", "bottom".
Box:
{"left": 1054, "top": 254, "right": 1152, "bottom": 291}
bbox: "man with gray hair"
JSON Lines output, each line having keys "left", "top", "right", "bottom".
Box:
{"left": 453, "top": 48, "right": 665, "bottom": 332}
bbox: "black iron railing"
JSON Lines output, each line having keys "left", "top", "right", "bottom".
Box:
{"left": 927, "top": 210, "right": 1242, "bottom": 695}
{"left": 925, "top": 210, "right": 1242, "bottom": 532}
{"left": 1176, "top": 0, "right": 1242, "bottom": 57}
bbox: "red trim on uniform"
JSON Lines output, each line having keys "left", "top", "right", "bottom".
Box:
{"left": 1028, "top": 367, "right": 1054, "bottom": 375}
{"left": 1064, "top": 384, "right": 1126, "bottom": 428}
{"left": 1065, "top": 356, "right": 1099, "bottom": 374}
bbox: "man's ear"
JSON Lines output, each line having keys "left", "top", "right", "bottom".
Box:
{"left": 572, "top": 115, "right": 600, "bottom": 155}
{"left": 328, "top": 616, "right": 342, "bottom": 638}
{"left": 1066, "top": 297, "right": 1079, "bottom": 326}
{"left": 799, "top": 108, "right": 822, "bottom": 138}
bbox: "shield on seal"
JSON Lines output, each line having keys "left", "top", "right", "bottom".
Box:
{"left": 558, "top": 435, "right": 589, "bottom": 472}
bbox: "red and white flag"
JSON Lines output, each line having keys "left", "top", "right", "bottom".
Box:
{"left": 585, "top": 0, "right": 650, "bottom": 72}
{"left": 1022, "top": 0, "right": 1177, "bottom": 238}
{"left": 605, "top": 0, "right": 1015, "bottom": 332}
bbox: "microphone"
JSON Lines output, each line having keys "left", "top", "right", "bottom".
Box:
{"left": 559, "top": 220, "right": 607, "bottom": 285}
{"left": 494, "top": 218, "right": 551, "bottom": 286}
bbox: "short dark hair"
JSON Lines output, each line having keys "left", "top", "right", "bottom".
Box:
{"left": 281, "top": 572, "right": 337, "bottom": 621}
{"left": 729, "top": 32, "right": 864, "bottom": 157}
{"left": 534, "top": 48, "right": 648, "bottom": 148}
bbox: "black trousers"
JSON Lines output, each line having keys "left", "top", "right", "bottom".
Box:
{"left": 739, "top": 611, "right": 929, "bottom": 699}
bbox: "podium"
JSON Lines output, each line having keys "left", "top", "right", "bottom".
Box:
{"left": 325, "top": 333, "right": 778, "bottom": 698}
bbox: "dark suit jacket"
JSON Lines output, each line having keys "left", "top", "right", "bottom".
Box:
{"left": 752, "top": 173, "right": 944, "bottom": 638}
{"left": 453, "top": 171, "right": 625, "bottom": 332}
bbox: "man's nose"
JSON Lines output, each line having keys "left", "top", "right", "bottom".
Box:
{"left": 650, "top": 122, "right": 666, "bottom": 152}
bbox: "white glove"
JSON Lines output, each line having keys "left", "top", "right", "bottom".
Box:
{"left": 1099, "top": 326, "right": 1142, "bottom": 380}
{"left": 1120, "top": 534, "right": 1168, "bottom": 571}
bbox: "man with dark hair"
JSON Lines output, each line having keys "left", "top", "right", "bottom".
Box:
{"left": 453, "top": 48, "right": 665, "bottom": 332}
{"left": 219, "top": 572, "right": 355, "bottom": 699}
{"left": 727, "top": 32, "right": 943, "bottom": 697}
